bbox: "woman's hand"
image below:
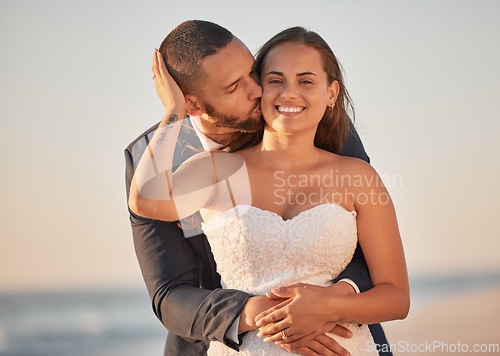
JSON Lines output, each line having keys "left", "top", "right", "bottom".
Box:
{"left": 255, "top": 283, "right": 354, "bottom": 345}
{"left": 152, "top": 48, "right": 186, "bottom": 113}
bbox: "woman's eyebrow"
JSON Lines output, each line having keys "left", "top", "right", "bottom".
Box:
{"left": 265, "top": 71, "right": 283, "bottom": 76}
{"left": 265, "top": 71, "right": 318, "bottom": 77}
{"left": 297, "top": 72, "right": 317, "bottom": 77}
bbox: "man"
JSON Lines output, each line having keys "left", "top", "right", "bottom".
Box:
{"left": 125, "top": 20, "right": 391, "bottom": 356}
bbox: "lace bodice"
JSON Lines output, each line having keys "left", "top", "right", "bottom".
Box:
{"left": 202, "top": 203, "right": 358, "bottom": 295}
{"left": 202, "top": 203, "right": 376, "bottom": 355}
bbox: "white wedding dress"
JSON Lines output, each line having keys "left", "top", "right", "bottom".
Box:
{"left": 202, "top": 203, "right": 377, "bottom": 356}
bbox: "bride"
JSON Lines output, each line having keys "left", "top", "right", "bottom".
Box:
{"left": 129, "top": 27, "right": 409, "bottom": 355}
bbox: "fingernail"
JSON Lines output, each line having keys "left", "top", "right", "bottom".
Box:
{"left": 256, "top": 321, "right": 262, "bottom": 327}
{"left": 257, "top": 332, "right": 262, "bottom": 337}
{"left": 348, "top": 330, "right": 353, "bottom": 337}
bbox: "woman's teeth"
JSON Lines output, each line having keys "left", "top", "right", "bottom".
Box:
{"left": 276, "top": 106, "right": 304, "bottom": 113}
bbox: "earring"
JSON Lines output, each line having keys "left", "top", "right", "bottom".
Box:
{"left": 328, "top": 103, "right": 334, "bottom": 110}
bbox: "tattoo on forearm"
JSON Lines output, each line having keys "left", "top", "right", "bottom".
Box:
{"left": 165, "top": 113, "right": 179, "bottom": 125}
{"left": 156, "top": 114, "right": 178, "bottom": 145}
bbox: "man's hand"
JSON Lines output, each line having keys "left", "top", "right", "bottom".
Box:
{"left": 152, "top": 48, "right": 186, "bottom": 113}
{"left": 255, "top": 282, "right": 355, "bottom": 344}
{"left": 280, "top": 329, "right": 352, "bottom": 356}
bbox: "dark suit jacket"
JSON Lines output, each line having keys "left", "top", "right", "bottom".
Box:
{"left": 125, "top": 118, "right": 391, "bottom": 356}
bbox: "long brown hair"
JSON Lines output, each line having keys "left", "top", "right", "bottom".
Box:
{"left": 228, "top": 26, "right": 354, "bottom": 153}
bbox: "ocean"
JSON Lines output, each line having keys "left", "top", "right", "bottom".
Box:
{"left": 0, "top": 288, "right": 165, "bottom": 356}
{"left": 1, "top": 272, "right": 500, "bottom": 356}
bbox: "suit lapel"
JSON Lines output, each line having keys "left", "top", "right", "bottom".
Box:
{"left": 173, "top": 117, "right": 204, "bottom": 171}
{"left": 175, "top": 119, "right": 220, "bottom": 287}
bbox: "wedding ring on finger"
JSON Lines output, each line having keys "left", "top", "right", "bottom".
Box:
{"left": 280, "top": 329, "right": 287, "bottom": 340}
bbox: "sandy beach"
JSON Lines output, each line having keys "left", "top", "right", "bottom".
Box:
{"left": 383, "top": 287, "right": 500, "bottom": 355}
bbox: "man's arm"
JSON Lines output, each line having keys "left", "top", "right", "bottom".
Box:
{"left": 334, "top": 120, "right": 373, "bottom": 292}
{"left": 334, "top": 245, "right": 373, "bottom": 292}
{"left": 125, "top": 146, "right": 251, "bottom": 350}
{"left": 338, "top": 119, "right": 370, "bottom": 163}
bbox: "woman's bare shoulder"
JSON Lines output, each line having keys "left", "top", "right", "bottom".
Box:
{"left": 322, "top": 154, "right": 383, "bottom": 192}
{"left": 317, "top": 149, "right": 373, "bottom": 172}
{"left": 332, "top": 154, "right": 374, "bottom": 173}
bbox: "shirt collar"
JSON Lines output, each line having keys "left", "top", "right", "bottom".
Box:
{"left": 189, "top": 115, "right": 223, "bottom": 151}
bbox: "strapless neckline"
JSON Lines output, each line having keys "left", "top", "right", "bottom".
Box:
{"left": 205, "top": 203, "right": 356, "bottom": 226}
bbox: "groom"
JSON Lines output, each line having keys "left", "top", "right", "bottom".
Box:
{"left": 125, "top": 20, "right": 391, "bottom": 356}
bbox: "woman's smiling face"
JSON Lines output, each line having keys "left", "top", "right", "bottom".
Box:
{"left": 260, "top": 42, "right": 339, "bottom": 135}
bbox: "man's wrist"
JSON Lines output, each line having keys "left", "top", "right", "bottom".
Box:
{"left": 238, "top": 296, "right": 282, "bottom": 333}
{"left": 238, "top": 296, "right": 260, "bottom": 333}
{"left": 328, "top": 280, "right": 358, "bottom": 297}
{"left": 337, "top": 278, "right": 360, "bottom": 294}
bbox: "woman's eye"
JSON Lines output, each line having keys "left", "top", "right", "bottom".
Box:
{"left": 268, "top": 79, "right": 282, "bottom": 84}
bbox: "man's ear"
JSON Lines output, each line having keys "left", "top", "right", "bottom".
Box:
{"left": 185, "top": 95, "right": 205, "bottom": 116}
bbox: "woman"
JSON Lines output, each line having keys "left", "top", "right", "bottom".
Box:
{"left": 129, "top": 27, "right": 409, "bottom": 355}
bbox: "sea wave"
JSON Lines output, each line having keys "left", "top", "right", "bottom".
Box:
{"left": 1, "top": 272, "right": 500, "bottom": 355}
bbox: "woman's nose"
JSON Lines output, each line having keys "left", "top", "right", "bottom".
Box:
{"left": 280, "top": 83, "right": 298, "bottom": 100}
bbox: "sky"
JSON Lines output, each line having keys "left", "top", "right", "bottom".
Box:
{"left": 0, "top": 0, "right": 499, "bottom": 292}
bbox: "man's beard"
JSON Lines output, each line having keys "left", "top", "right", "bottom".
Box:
{"left": 203, "top": 100, "right": 264, "bottom": 133}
